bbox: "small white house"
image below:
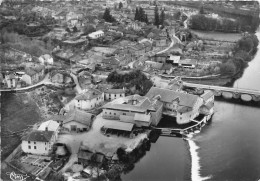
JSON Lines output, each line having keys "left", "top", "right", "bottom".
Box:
{"left": 75, "top": 89, "right": 104, "bottom": 110}
{"left": 104, "top": 88, "right": 126, "bottom": 101}
{"left": 39, "top": 54, "right": 54, "bottom": 65}
{"left": 88, "top": 30, "right": 104, "bottom": 39}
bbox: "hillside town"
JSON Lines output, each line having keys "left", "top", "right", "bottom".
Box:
{"left": 1, "top": 0, "right": 259, "bottom": 181}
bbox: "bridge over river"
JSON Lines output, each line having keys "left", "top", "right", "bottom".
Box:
{"left": 183, "top": 82, "right": 260, "bottom": 102}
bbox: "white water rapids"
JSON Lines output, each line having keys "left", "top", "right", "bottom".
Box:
{"left": 186, "top": 133, "right": 212, "bottom": 181}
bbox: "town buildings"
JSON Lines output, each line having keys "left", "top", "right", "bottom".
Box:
{"left": 146, "top": 86, "right": 214, "bottom": 124}
{"left": 102, "top": 94, "right": 163, "bottom": 127}
{"left": 54, "top": 109, "right": 95, "bottom": 132}
{"left": 21, "top": 120, "right": 60, "bottom": 155}
{"left": 104, "top": 88, "right": 126, "bottom": 101}
{"left": 88, "top": 30, "right": 104, "bottom": 39}
{"left": 74, "top": 89, "right": 104, "bottom": 110}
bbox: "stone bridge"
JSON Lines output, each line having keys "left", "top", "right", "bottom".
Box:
{"left": 183, "top": 82, "right": 260, "bottom": 102}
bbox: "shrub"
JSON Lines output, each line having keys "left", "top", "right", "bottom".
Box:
{"left": 220, "top": 60, "right": 236, "bottom": 75}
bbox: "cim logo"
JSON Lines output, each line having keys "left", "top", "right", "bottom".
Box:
{"left": 6, "top": 172, "right": 30, "bottom": 181}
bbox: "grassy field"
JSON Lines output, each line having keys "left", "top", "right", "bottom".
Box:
{"left": 1, "top": 93, "right": 42, "bottom": 161}
{"left": 190, "top": 30, "right": 242, "bottom": 42}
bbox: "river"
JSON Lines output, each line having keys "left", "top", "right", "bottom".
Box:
{"left": 122, "top": 31, "right": 260, "bottom": 181}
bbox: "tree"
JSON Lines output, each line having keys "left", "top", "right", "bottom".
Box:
{"left": 65, "top": 27, "right": 71, "bottom": 33}
{"left": 119, "top": 2, "right": 123, "bottom": 9}
{"left": 154, "top": 5, "right": 160, "bottom": 27}
{"left": 234, "top": 50, "right": 251, "bottom": 62}
{"left": 160, "top": 9, "right": 165, "bottom": 25}
{"left": 174, "top": 11, "right": 181, "bottom": 20}
{"left": 103, "top": 8, "right": 115, "bottom": 22}
{"left": 237, "top": 37, "right": 254, "bottom": 53}
{"left": 83, "top": 25, "right": 96, "bottom": 35}
{"left": 145, "top": 14, "right": 149, "bottom": 24}
{"left": 73, "top": 26, "right": 78, "bottom": 32}
{"left": 134, "top": 7, "right": 139, "bottom": 21}
{"left": 220, "top": 60, "right": 236, "bottom": 75}
{"left": 199, "top": 6, "right": 205, "bottom": 14}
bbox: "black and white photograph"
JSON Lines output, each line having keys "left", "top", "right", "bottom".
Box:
{"left": 0, "top": 0, "right": 260, "bottom": 180}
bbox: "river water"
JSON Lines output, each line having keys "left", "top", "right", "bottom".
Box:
{"left": 122, "top": 31, "right": 260, "bottom": 181}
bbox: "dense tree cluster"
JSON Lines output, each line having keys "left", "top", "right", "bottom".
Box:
{"left": 190, "top": 13, "right": 260, "bottom": 33}
{"left": 103, "top": 8, "right": 116, "bottom": 23}
{"left": 190, "top": 14, "right": 240, "bottom": 33}
{"left": 220, "top": 34, "right": 259, "bottom": 76}
{"left": 220, "top": 60, "right": 236, "bottom": 75}
{"left": 106, "top": 70, "right": 153, "bottom": 95}
{"left": 154, "top": 6, "right": 166, "bottom": 27}
{"left": 134, "top": 7, "right": 149, "bottom": 23}
{"left": 236, "top": 34, "right": 259, "bottom": 54}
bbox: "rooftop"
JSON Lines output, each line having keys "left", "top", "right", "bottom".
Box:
{"left": 146, "top": 87, "right": 200, "bottom": 108}
{"left": 103, "top": 121, "right": 134, "bottom": 132}
{"left": 104, "top": 88, "right": 125, "bottom": 94}
{"left": 54, "top": 109, "right": 94, "bottom": 126}
{"left": 22, "top": 131, "right": 54, "bottom": 142}
{"left": 38, "top": 120, "right": 59, "bottom": 132}
{"left": 75, "top": 89, "right": 103, "bottom": 101}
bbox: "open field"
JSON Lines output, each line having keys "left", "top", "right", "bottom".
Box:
{"left": 190, "top": 30, "right": 242, "bottom": 42}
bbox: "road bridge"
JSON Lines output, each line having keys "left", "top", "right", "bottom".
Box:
{"left": 183, "top": 82, "right": 260, "bottom": 102}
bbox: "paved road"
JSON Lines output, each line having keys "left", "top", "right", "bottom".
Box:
{"left": 156, "top": 35, "right": 182, "bottom": 55}
{"left": 0, "top": 73, "right": 50, "bottom": 92}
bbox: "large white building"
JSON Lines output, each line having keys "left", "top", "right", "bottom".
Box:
{"left": 88, "top": 30, "right": 104, "bottom": 39}
{"left": 21, "top": 120, "right": 59, "bottom": 155}
{"left": 146, "top": 87, "right": 214, "bottom": 124}
{"left": 102, "top": 94, "right": 163, "bottom": 127}
{"left": 74, "top": 89, "right": 104, "bottom": 110}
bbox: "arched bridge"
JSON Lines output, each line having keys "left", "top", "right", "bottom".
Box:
{"left": 183, "top": 82, "right": 260, "bottom": 102}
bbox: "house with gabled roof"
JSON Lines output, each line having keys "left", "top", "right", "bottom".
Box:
{"left": 21, "top": 120, "right": 59, "bottom": 155}
{"left": 74, "top": 89, "right": 104, "bottom": 110}
{"left": 54, "top": 109, "right": 95, "bottom": 132}
{"left": 104, "top": 88, "right": 126, "bottom": 101}
{"left": 199, "top": 90, "right": 214, "bottom": 116}
{"left": 146, "top": 87, "right": 204, "bottom": 124}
